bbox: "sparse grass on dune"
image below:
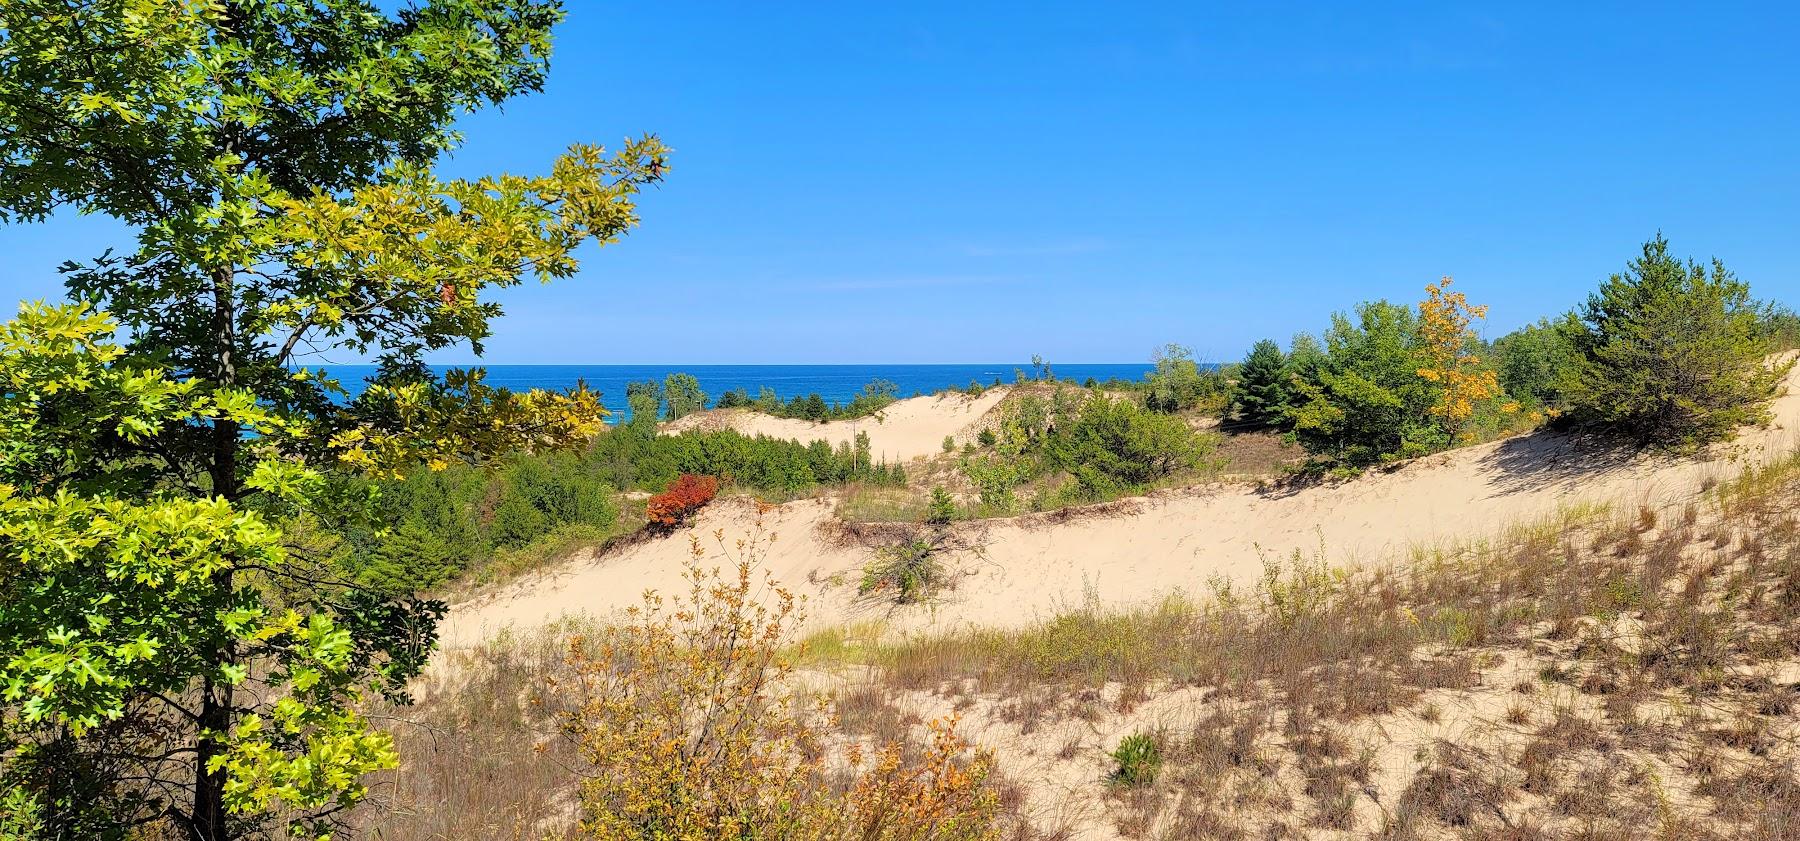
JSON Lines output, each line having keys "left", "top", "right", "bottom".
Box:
{"left": 357, "top": 621, "right": 591, "bottom": 839}
{"left": 832, "top": 429, "right": 1291, "bottom": 526}
{"left": 834, "top": 459, "right": 1800, "bottom": 839}
{"left": 834, "top": 482, "right": 937, "bottom": 523}
{"left": 359, "top": 456, "right": 1800, "bottom": 840}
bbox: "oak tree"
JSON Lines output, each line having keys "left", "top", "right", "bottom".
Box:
{"left": 0, "top": 2, "right": 665, "bottom": 838}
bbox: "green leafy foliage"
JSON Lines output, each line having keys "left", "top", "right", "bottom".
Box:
{"left": 662, "top": 373, "right": 708, "bottom": 421}
{"left": 1759, "top": 304, "right": 1800, "bottom": 350}
{"left": 962, "top": 388, "right": 1217, "bottom": 510}
{"left": 1285, "top": 302, "right": 1447, "bottom": 466}
{"left": 0, "top": 305, "right": 438, "bottom": 838}
{"left": 587, "top": 423, "right": 905, "bottom": 497}
{"left": 318, "top": 420, "right": 912, "bottom": 593}
{"left": 0, "top": 2, "right": 665, "bottom": 837}
{"left": 721, "top": 378, "right": 900, "bottom": 422}
{"left": 1143, "top": 343, "right": 1227, "bottom": 413}
{"left": 1564, "top": 235, "right": 1788, "bottom": 445}
{"left": 1492, "top": 315, "right": 1581, "bottom": 413}
{"left": 1108, "top": 731, "right": 1163, "bottom": 787}
{"left": 1047, "top": 393, "right": 1213, "bottom": 499}
{"left": 626, "top": 380, "right": 665, "bottom": 426}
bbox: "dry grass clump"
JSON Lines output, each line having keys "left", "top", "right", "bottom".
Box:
{"left": 352, "top": 621, "right": 587, "bottom": 838}
{"left": 349, "top": 528, "right": 1007, "bottom": 840}
{"left": 836, "top": 482, "right": 937, "bottom": 524}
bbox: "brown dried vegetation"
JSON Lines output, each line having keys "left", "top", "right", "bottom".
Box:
{"left": 355, "top": 458, "right": 1800, "bottom": 839}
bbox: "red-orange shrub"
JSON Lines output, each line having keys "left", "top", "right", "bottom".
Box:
{"left": 646, "top": 473, "right": 718, "bottom": 528}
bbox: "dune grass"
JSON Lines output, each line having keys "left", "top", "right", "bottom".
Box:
{"left": 834, "top": 463, "right": 1800, "bottom": 838}
{"left": 351, "top": 455, "right": 1800, "bottom": 839}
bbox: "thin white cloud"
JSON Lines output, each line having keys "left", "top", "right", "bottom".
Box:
{"left": 961, "top": 237, "right": 1110, "bottom": 258}
{"left": 794, "top": 274, "right": 1017, "bottom": 292}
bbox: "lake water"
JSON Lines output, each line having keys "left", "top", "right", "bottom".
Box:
{"left": 318, "top": 363, "right": 1159, "bottom": 420}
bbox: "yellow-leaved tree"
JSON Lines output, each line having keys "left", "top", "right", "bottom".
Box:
{"left": 561, "top": 526, "right": 1001, "bottom": 840}
{"left": 1416, "top": 277, "right": 1501, "bottom": 441}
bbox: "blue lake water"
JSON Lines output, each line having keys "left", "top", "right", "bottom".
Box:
{"left": 318, "top": 363, "right": 1159, "bottom": 420}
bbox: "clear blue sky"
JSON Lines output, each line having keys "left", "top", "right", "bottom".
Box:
{"left": 2, "top": 2, "right": 1797, "bottom": 364}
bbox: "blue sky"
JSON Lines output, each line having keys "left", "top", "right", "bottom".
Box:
{"left": 3, "top": 2, "right": 1797, "bottom": 363}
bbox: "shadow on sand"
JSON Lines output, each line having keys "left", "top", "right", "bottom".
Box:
{"left": 1477, "top": 430, "right": 1643, "bottom": 497}
{"left": 1252, "top": 428, "right": 1647, "bottom": 501}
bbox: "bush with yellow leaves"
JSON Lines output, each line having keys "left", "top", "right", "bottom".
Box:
{"left": 1416, "top": 276, "right": 1502, "bottom": 441}
{"left": 558, "top": 522, "right": 1000, "bottom": 840}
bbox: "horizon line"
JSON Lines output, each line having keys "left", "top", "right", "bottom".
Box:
{"left": 302, "top": 361, "right": 1178, "bottom": 367}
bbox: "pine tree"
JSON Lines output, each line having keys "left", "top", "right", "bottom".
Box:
{"left": 1230, "top": 339, "right": 1290, "bottom": 428}
{"left": 1567, "top": 235, "right": 1788, "bottom": 445}
{"left": 359, "top": 522, "right": 461, "bottom": 595}
{"left": 926, "top": 487, "right": 957, "bottom": 525}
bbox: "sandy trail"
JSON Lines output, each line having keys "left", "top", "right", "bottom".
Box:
{"left": 660, "top": 388, "right": 1010, "bottom": 463}
{"left": 443, "top": 376, "right": 1800, "bottom": 649}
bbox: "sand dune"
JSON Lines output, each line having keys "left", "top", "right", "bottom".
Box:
{"left": 443, "top": 374, "right": 1800, "bottom": 648}
{"left": 660, "top": 388, "right": 1011, "bottom": 462}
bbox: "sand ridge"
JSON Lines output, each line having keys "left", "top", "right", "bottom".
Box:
{"left": 659, "top": 387, "right": 1012, "bottom": 463}
{"left": 442, "top": 372, "right": 1800, "bottom": 648}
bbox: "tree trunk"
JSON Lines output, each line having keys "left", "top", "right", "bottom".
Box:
{"left": 189, "top": 675, "right": 234, "bottom": 841}
{"left": 209, "top": 264, "right": 240, "bottom": 500}
{"left": 190, "top": 263, "right": 240, "bottom": 841}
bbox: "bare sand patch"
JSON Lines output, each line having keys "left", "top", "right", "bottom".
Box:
{"left": 443, "top": 366, "right": 1800, "bottom": 648}
{"left": 660, "top": 387, "right": 1011, "bottom": 463}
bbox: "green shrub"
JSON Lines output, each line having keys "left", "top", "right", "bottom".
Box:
{"left": 735, "top": 379, "right": 898, "bottom": 422}
{"left": 586, "top": 423, "right": 904, "bottom": 496}
{"left": 961, "top": 453, "right": 1027, "bottom": 513}
{"left": 958, "top": 389, "right": 1216, "bottom": 509}
{"left": 1108, "top": 731, "right": 1162, "bottom": 787}
{"left": 925, "top": 486, "right": 957, "bottom": 525}
{"left": 860, "top": 538, "right": 944, "bottom": 604}
{"left": 1564, "top": 235, "right": 1788, "bottom": 445}
{"left": 942, "top": 435, "right": 955, "bottom": 453}
{"left": 1285, "top": 301, "right": 1444, "bottom": 466}
{"left": 327, "top": 420, "right": 904, "bottom": 591}
{"left": 715, "top": 387, "right": 751, "bottom": 409}
{"left": 1760, "top": 303, "right": 1800, "bottom": 350}
{"left": 1047, "top": 393, "right": 1215, "bottom": 498}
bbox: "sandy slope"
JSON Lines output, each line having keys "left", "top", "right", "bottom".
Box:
{"left": 660, "top": 388, "right": 1010, "bottom": 462}
{"left": 442, "top": 373, "right": 1800, "bottom": 649}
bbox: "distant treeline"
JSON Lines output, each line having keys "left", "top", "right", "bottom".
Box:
{"left": 327, "top": 417, "right": 904, "bottom": 592}
{"left": 624, "top": 374, "right": 903, "bottom": 423}
{"left": 963, "top": 234, "right": 1797, "bottom": 473}
{"left": 1194, "top": 234, "right": 1794, "bottom": 467}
